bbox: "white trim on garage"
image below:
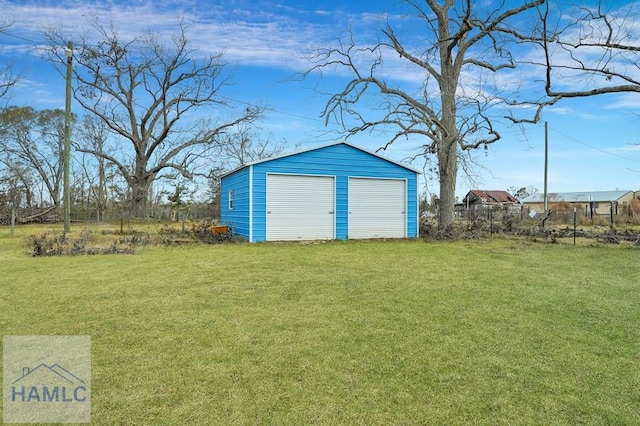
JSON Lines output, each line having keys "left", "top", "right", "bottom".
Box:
{"left": 348, "top": 177, "right": 407, "bottom": 239}
{"left": 266, "top": 173, "right": 335, "bottom": 241}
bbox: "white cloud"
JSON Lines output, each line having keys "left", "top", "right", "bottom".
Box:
{"left": 0, "top": 0, "right": 349, "bottom": 70}
{"left": 602, "top": 93, "right": 640, "bottom": 110}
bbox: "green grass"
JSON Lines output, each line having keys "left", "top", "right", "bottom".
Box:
{"left": 1, "top": 225, "right": 640, "bottom": 424}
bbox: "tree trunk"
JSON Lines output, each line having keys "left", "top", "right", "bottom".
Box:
{"left": 128, "top": 154, "right": 157, "bottom": 218}
{"left": 131, "top": 184, "right": 149, "bottom": 217}
{"left": 438, "top": 138, "right": 458, "bottom": 228}
{"left": 130, "top": 173, "right": 154, "bottom": 218}
{"left": 97, "top": 159, "right": 105, "bottom": 222}
{"left": 438, "top": 69, "right": 459, "bottom": 229}
{"left": 23, "top": 181, "right": 32, "bottom": 209}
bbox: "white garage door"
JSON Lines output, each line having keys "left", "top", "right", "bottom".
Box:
{"left": 349, "top": 178, "right": 406, "bottom": 239}
{"left": 266, "top": 174, "right": 335, "bottom": 241}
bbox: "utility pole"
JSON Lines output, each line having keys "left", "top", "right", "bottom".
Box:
{"left": 63, "top": 41, "right": 73, "bottom": 232}
{"left": 543, "top": 121, "right": 548, "bottom": 216}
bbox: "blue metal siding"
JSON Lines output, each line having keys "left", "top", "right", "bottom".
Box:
{"left": 406, "top": 177, "right": 418, "bottom": 238}
{"left": 335, "top": 176, "right": 348, "bottom": 239}
{"left": 251, "top": 170, "right": 267, "bottom": 242}
{"left": 249, "top": 143, "right": 418, "bottom": 241}
{"left": 220, "top": 166, "right": 251, "bottom": 240}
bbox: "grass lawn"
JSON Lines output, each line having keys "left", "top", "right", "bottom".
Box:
{"left": 1, "top": 225, "right": 639, "bottom": 424}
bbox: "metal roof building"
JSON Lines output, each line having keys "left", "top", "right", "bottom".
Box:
{"left": 520, "top": 191, "right": 634, "bottom": 204}
{"left": 520, "top": 190, "right": 636, "bottom": 216}
{"left": 463, "top": 190, "right": 520, "bottom": 205}
{"left": 220, "top": 142, "right": 420, "bottom": 242}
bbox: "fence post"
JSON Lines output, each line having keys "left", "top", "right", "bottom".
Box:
{"left": 10, "top": 207, "right": 16, "bottom": 236}
{"left": 489, "top": 206, "right": 493, "bottom": 236}
{"left": 573, "top": 207, "right": 578, "bottom": 246}
{"left": 610, "top": 202, "right": 614, "bottom": 231}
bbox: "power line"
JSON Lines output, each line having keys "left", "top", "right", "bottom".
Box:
{"left": 2, "top": 29, "right": 330, "bottom": 126}
{"left": 1, "top": 30, "right": 42, "bottom": 46}
{"left": 0, "top": 31, "right": 372, "bottom": 130}
{"left": 548, "top": 124, "right": 640, "bottom": 163}
{"left": 216, "top": 94, "right": 327, "bottom": 124}
{"left": 14, "top": 26, "right": 634, "bottom": 161}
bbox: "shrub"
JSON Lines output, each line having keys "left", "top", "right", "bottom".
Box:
{"left": 28, "top": 232, "right": 69, "bottom": 257}
{"left": 28, "top": 230, "right": 140, "bottom": 256}
{"left": 190, "top": 219, "right": 236, "bottom": 244}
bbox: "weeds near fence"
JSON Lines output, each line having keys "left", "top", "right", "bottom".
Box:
{"left": 421, "top": 215, "right": 640, "bottom": 246}
{"left": 28, "top": 229, "right": 141, "bottom": 256}
{"left": 27, "top": 220, "right": 240, "bottom": 257}
{"left": 154, "top": 219, "right": 237, "bottom": 244}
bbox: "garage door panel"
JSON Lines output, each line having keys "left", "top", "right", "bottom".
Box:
{"left": 349, "top": 178, "right": 406, "bottom": 239}
{"left": 266, "top": 174, "right": 335, "bottom": 241}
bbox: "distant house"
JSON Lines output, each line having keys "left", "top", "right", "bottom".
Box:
{"left": 456, "top": 190, "right": 521, "bottom": 216}
{"left": 520, "top": 190, "right": 636, "bottom": 216}
{"left": 220, "top": 141, "right": 420, "bottom": 242}
{"left": 461, "top": 190, "right": 520, "bottom": 208}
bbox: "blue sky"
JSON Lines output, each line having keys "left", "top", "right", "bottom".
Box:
{"left": 1, "top": 0, "right": 639, "bottom": 200}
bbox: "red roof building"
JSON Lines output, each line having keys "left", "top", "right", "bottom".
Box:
{"left": 462, "top": 190, "right": 520, "bottom": 206}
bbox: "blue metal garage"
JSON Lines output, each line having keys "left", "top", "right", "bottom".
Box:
{"left": 220, "top": 141, "right": 419, "bottom": 242}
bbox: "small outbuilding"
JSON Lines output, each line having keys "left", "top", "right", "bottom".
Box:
{"left": 456, "top": 189, "right": 521, "bottom": 217}
{"left": 462, "top": 190, "right": 520, "bottom": 207}
{"left": 220, "top": 141, "right": 419, "bottom": 242}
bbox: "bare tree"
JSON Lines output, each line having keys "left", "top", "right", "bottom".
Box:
{"left": 77, "top": 115, "right": 113, "bottom": 221}
{"left": 0, "top": 106, "right": 67, "bottom": 207}
{"left": 44, "top": 22, "right": 264, "bottom": 217}
{"left": 307, "top": 0, "right": 547, "bottom": 228}
{"left": 540, "top": 2, "right": 640, "bottom": 99}
{"left": 0, "top": 163, "right": 34, "bottom": 213}
{"left": 0, "top": 19, "right": 21, "bottom": 103}
{"left": 206, "top": 126, "right": 287, "bottom": 216}
{"left": 217, "top": 125, "right": 287, "bottom": 169}
{"left": 508, "top": 185, "right": 538, "bottom": 200}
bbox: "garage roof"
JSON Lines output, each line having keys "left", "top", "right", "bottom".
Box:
{"left": 220, "top": 141, "right": 421, "bottom": 178}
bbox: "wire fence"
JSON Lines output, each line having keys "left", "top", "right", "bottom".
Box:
{"left": 0, "top": 203, "right": 219, "bottom": 226}
{"left": 452, "top": 204, "right": 640, "bottom": 227}
{"left": 4, "top": 202, "right": 639, "bottom": 230}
